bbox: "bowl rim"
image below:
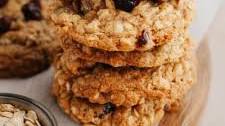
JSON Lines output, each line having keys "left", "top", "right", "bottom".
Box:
{"left": 0, "top": 93, "right": 58, "bottom": 126}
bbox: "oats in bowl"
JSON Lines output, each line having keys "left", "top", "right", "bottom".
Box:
{"left": 0, "top": 103, "right": 41, "bottom": 126}
{"left": 0, "top": 93, "right": 57, "bottom": 126}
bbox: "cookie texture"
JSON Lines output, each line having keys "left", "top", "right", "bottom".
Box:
{"left": 62, "top": 35, "right": 189, "bottom": 67}
{"left": 0, "top": 0, "right": 61, "bottom": 78}
{"left": 49, "top": 0, "right": 194, "bottom": 51}
{"left": 56, "top": 53, "right": 196, "bottom": 108}
{"left": 52, "top": 73, "right": 166, "bottom": 126}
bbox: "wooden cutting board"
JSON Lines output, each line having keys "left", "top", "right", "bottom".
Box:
{"left": 159, "top": 40, "right": 211, "bottom": 126}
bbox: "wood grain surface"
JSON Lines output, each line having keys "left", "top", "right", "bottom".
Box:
{"left": 159, "top": 40, "right": 211, "bottom": 126}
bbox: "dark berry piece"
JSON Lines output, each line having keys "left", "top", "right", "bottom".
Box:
{"left": 64, "top": 0, "right": 106, "bottom": 16}
{"left": 0, "top": 0, "right": 8, "bottom": 8}
{"left": 164, "top": 104, "right": 171, "bottom": 111}
{"left": 0, "top": 16, "right": 12, "bottom": 34}
{"left": 31, "top": 0, "right": 41, "bottom": 7}
{"left": 64, "top": 0, "right": 85, "bottom": 15}
{"left": 114, "top": 0, "right": 140, "bottom": 12}
{"left": 103, "top": 103, "right": 116, "bottom": 114}
{"left": 70, "top": 0, "right": 105, "bottom": 15}
{"left": 151, "top": 0, "right": 167, "bottom": 5}
{"left": 99, "top": 102, "right": 116, "bottom": 118}
{"left": 22, "top": 2, "right": 42, "bottom": 21}
{"left": 136, "top": 29, "right": 152, "bottom": 48}
{"left": 73, "top": 0, "right": 84, "bottom": 15}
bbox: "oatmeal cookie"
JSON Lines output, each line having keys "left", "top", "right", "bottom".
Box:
{"left": 49, "top": 0, "right": 194, "bottom": 51}
{"left": 0, "top": 0, "right": 61, "bottom": 78}
{"left": 52, "top": 73, "right": 166, "bottom": 126}
{"left": 62, "top": 35, "right": 190, "bottom": 67}
{"left": 57, "top": 53, "right": 196, "bottom": 108}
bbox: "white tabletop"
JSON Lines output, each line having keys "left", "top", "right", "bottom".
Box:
{"left": 191, "top": 0, "right": 223, "bottom": 42}
{"left": 198, "top": 3, "right": 225, "bottom": 126}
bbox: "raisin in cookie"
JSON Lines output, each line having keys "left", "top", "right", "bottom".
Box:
{"left": 56, "top": 53, "right": 196, "bottom": 108}
{"left": 0, "top": 0, "right": 61, "bottom": 78}
{"left": 52, "top": 73, "right": 166, "bottom": 126}
{"left": 62, "top": 34, "right": 190, "bottom": 68}
{"left": 49, "top": 0, "right": 194, "bottom": 51}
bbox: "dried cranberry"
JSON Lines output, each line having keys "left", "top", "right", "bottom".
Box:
{"left": 22, "top": 2, "right": 42, "bottom": 21}
{"left": 136, "top": 30, "right": 151, "bottom": 48}
{"left": 0, "top": 0, "right": 8, "bottom": 8}
{"left": 31, "top": 0, "right": 41, "bottom": 7}
{"left": 74, "top": 0, "right": 83, "bottom": 15}
{"left": 103, "top": 103, "right": 116, "bottom": 114}
{"left": 63, "top": 0, "right": 83, "bottom": 15}
{"left": 151, "top": 0, "right": 167, "bottom": 5}
{"left": 114, "top": 0, "right": 140, "bottom": 12}
{"left": 64, "top": 0, "right": 106, "bottom": 15}
{"left": 99, "top": 103, "right": 116, "bottom": 118}
{"left": 0, "top": 17, "right": 12, "bottom": 34}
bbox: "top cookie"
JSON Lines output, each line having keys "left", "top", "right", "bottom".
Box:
{"left": 0, "top": 0, "right": 61, "bottom": 77}
{"left": 49, "top": 0, "right": 194, "bottom": 51}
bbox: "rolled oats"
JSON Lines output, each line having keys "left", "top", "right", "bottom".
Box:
{"left": 0, "top": 104, "right": 42, "bottom": 126}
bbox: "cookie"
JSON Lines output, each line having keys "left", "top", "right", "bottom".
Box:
{"left": 52, "top": 73, "right": 166, "bottom": 126}
{"left": 49, "top": 0, "right": 194, "bottom": 51}
{"left": 0, "top": 0, "right": 61, "bottom": 78}
{"left": 57, "top": 53, "right": 196, "bottom": 108}
{"left": 62, "top": 34, "right": 189, "bottom": 67}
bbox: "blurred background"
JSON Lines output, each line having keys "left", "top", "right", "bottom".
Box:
{"left": 193, "top": 0, "right": 225, "bottom": 126}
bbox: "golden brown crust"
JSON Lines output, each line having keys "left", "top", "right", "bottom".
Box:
{"left": 52, "top": 71, "right": 166, "bottom": 126}
{"left": 56, "top": 52, "right": 196, "bottom": 108}
{"left": 0, "top": 45, "right": 49, "bottom": 78}
{"left": 62, "top": 34, "right": 189, "bottom": 67}
{"left": 0, "top": 0, "right": 61, "bottom": 78}
{"left": 49, "top": 0, "right": 194, "bottom": 51}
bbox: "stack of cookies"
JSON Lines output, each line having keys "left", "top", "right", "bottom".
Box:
{"left": 49, "top": 0, "right": 196, "bottom": 125}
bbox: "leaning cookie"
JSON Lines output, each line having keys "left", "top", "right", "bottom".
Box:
{"left": 0, "top": 0, "right": 61, "bottom": 78}
{"left": 49, "top": 0, "right": 194, "bottom": 51}
{"left": 58, "top": 53, "right": 196, "bottom": 108}
{"left": 52, "top": 73, "right": 166, "bottom": 126}
{"left": 62, "top": 34, "right": 189, "bottom": 68}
